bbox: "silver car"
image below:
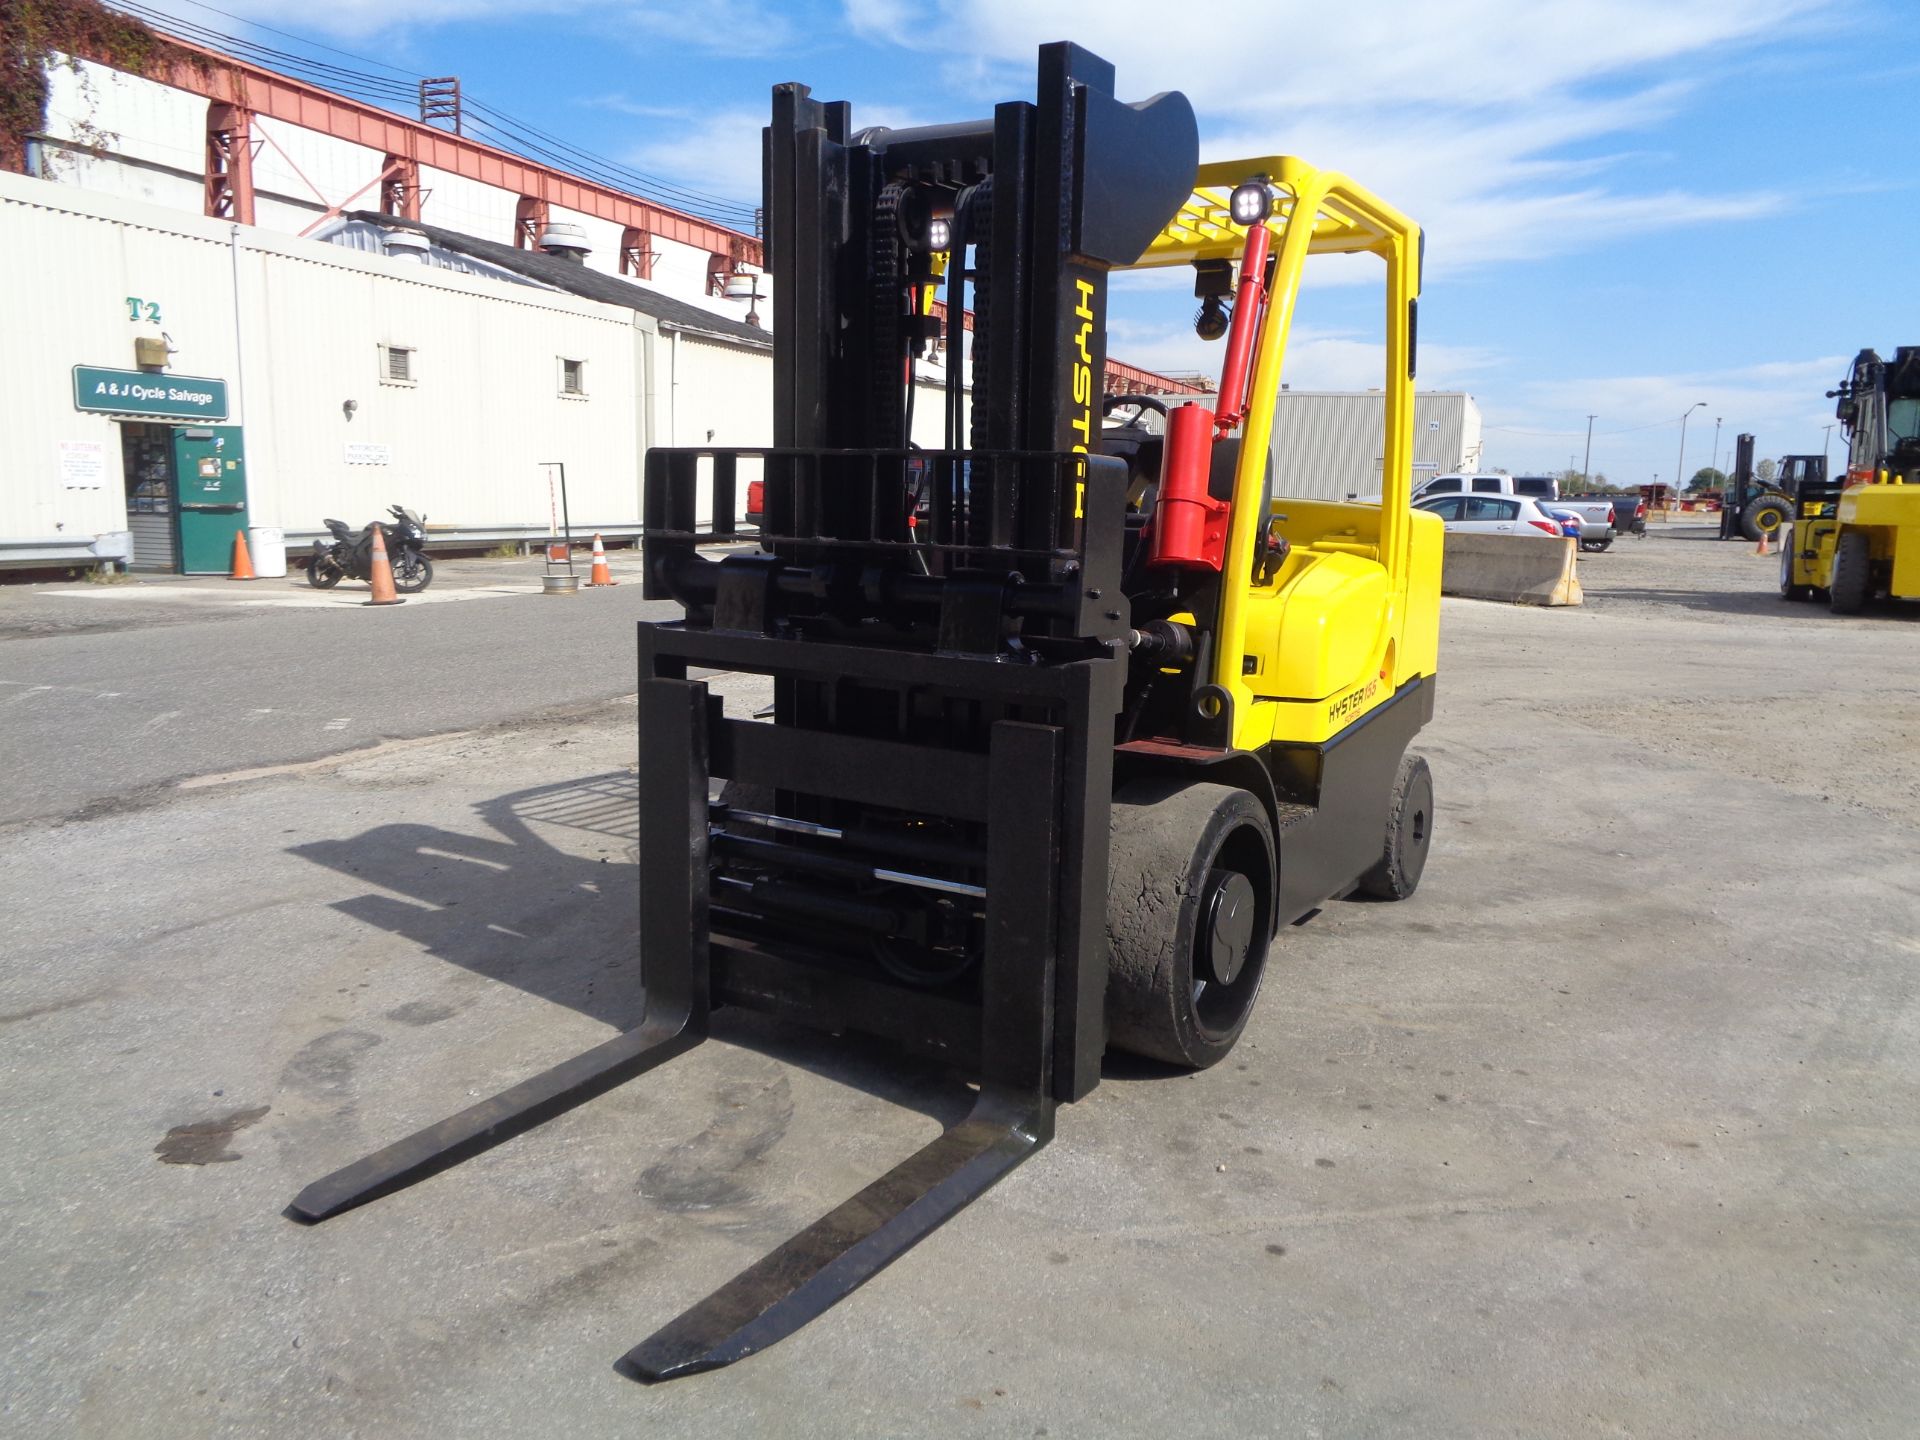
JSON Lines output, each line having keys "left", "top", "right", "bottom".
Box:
{"left": 1413, "top": 493, "right": 1566, "bottom": 537}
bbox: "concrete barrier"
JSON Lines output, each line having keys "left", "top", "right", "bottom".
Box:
{"left": 1440, "top": 533, "right": 1582, "bottom": 606}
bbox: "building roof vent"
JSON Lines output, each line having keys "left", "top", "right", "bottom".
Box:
{"left": 537, "top": 222, "right": 591, "bottom": 263}
{"left": 382, "top": 228, "right": 431, "bottom": 263}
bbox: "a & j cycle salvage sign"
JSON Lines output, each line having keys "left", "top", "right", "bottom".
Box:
{"left": 72, "top": 365, "right": 229, "bottom": 420}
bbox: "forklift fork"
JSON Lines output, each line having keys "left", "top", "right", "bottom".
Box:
{"left": 288, "top": 657, "right": 1091, "bottom": 1381}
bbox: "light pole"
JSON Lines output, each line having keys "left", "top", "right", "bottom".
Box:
{"left": 1710, "top": 417, "right": 1723, "bottom": 486}
{"left": 1675, "top": 400, "right": 1706, "bottom": 497}
{"left": 1823, "top": 423, "right": 1835, "bottom": 473}
{"left": 1581, "top": 414, "right": 1597, "bottom": 490}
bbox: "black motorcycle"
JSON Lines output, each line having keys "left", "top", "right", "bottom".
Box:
{"left": 307, "top": 505, "right": 433, "bottom": 592}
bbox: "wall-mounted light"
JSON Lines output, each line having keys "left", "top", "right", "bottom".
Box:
{"left": 343, "top": 399, "right": 359, "bottom": 420}
{"left": 723, "top": 270, "right": 764, "bottom": 328}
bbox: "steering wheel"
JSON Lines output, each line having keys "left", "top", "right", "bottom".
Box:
{"left": 1103, "top": 393, "right": 1170, "bottom": 418}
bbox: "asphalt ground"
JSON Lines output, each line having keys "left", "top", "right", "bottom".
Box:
{"left": 0, "top": 555, "right": 676, "bottom": 828}
{"left": 1, "top": 527, "right": 1916, "bottom": 1438}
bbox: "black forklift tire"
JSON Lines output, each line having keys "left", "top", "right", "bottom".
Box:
{"left": 1356, "top": 751, "right": 1433, "bottom": 901}
{"left": 1106, "top": 780, "right": 1275, "bottom": 1069}
{"left": 1742, "top": 496, "right": 1793, "bottom": 542}
{"left": 1779, "top": 531, "right": 1812, "bottom": 601}
{"left": 1828, "top": 531, "right": 1871, "bottom": 614}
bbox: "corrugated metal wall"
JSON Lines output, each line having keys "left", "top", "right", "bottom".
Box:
{"left": 0, "top": 178, "right": 238, "bottom": 543}
{"left": 234, "top": 230, "right": 646, "bottom": 530}
{"left": 1, "top": 172, "right": 745, "bottom": 553}
{"left": 1269, "top": 391, "right": 1483, "bottom": 500}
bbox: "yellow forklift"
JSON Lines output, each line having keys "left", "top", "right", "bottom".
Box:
{"left": 287, "top": 43, "right": 1442, "bottom": 1380}
{"left": 1782, "top": 347, "right": 1920, "bottom": 612}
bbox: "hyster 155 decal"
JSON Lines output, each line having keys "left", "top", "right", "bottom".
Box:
{"left": 1327, "top": 677, "right": 1380, "bottom": 726}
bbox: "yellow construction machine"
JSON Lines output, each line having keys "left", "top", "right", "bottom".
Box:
{"left": 1782, "top": 348, "right": 1920, "bottom": 612}
{"left": 289, "top": 43, "right": 1442, "bottom": 1381}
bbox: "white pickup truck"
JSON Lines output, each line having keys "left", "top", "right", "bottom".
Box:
{"left": 1409, "top": 473, "right": 1560, "bottom": 505}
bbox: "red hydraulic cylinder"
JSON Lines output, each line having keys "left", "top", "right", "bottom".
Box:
{"left": 1212, "top": 222, "right": 1272, "bottom": 436}
{"left": 1150, "top": 401, "right": 1230, "bottom": 571}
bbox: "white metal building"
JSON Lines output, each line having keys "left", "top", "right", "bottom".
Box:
{"left": 5, "top": 20, "right": 1188, "bottom": 573}
{"left": 0, "top": 170, "right": 782, "bottom": 573}
{"left": 1269, "top": 390, "right": 1484, "bottom": 501}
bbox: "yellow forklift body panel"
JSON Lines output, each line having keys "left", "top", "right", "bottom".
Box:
{"left": 1124, "top": 156, "right": 1429, "bottom": 750}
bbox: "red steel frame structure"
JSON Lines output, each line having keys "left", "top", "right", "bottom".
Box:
{"left": 63, "top": 29, "right": 763, "bottom": 270}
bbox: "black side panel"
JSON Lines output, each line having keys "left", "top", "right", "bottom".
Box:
{"left": 1268, "top": 677, "right": 1436, "bottom": 924}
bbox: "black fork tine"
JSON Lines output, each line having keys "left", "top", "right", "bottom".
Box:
{"left": 619, "top": 1086, "right": 1053, "bottom": 1382}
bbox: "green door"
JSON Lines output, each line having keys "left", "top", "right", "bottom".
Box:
{"left": 173, "top": 426, "right": 248, "bottom": 574}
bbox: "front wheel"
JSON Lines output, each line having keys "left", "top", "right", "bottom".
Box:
{"left": 307, "top": 553, "right": 344, "bottom": 589}
{"left": 390, "top": 550, "right": 433, "bottom": 593}
{"left": 1828, "top": 531, "right": 1871, "bottom": 614}
{"left": 1106, "top": 781, "right": 1275, "bottom": 1069}
{"left": 1356, "top": 752, "right": 1433, "bottom": 900}
{"left": 1779, "top": 527, "right": 1812, "bottom": 601}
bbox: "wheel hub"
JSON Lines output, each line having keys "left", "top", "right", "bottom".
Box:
{"left": 1202, "top": 870, "right": 1256, "bottom": 986}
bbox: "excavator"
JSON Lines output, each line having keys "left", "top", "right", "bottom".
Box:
{"left": 285, "top": 43, "right": 1443, "bottom": 1381}
{"left": 1781, "top": 347, "right": 1920, "bottom": 612}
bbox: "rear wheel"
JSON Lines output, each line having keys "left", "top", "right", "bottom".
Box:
{"left": 306, "top": 554, "right": 343, "bottom": 588}
{"left": 1356, "top": 752, "right": 1433, "bottom": 900}
{"left": 1828, "top": 531, "right": 1872, "bottom": 614}
{"left": 1743, "top": 495, "right": 1793, "bottom": 541}
{"left": 1579, "top": 537, "right": 1613, "bottom": 553}
{"left": 1106, "top": 781, "right": 1275, "bottom": 1069}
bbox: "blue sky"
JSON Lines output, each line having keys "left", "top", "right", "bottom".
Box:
{"left": 153, "top": 0, "right": 1916, "bottom": 484}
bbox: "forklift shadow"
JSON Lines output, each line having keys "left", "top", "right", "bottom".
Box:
{"left": 288, "top": 769, "right": 974, "bottom": 1129}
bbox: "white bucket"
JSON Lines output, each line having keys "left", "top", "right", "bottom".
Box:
{"left": 248, "top": 526, "right": 288, "bottom": 578}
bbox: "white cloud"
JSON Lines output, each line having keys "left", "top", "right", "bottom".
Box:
{"left": 842, "top": 0, "right": 1833, "bottom": 271}
{"left": 1480, "top": 356, "right": 1851, "bottom": 479}
{"left": 624, "top": 108, "right": 767, "bottom": 207}
{"left": 579, "top": 93, "right": 695, "bottom": 121}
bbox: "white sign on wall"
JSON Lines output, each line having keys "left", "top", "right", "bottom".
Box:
{"left": 58, "top": 440, "right": 108, "bottom": 489}
{"left": 345, "top": 442, "right": 393, "bottom": 465}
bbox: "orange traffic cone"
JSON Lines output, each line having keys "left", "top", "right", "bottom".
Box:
{"left": 229, "top": 529, "right": 257, "bottom": 581}
{"left": 1754, "top": 528, "right": 1771, "bottom": 557}
{"left": 363, "top": 525, "right": 405, "bottom": 606}
{"left": 586, "top": 532, "right": 617, "bottom": 586}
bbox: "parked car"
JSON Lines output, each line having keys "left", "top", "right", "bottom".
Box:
{"left": 1413, "top": 493, "right": 1566, "bottom": 536}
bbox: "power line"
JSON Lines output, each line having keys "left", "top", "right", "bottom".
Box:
{"left": 103, "top": 1, "right": 761, "bottom": 229}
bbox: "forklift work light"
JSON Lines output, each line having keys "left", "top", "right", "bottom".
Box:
{"left": 1228, "top": 179, "right": 1272, "bottom": 226}
{"left": 926, "top": 215, "right": 952, "bottom": 253}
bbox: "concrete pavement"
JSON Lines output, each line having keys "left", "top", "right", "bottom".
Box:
{"left": 1, "top": 532, "right": 1916, "bottom": 1437}
{"left": 0, "top": 557, "right": 676, "bottom": 828}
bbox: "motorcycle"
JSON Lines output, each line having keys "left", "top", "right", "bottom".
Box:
{"left": 307, "top": 505, "right": 433, "bottom": 592}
